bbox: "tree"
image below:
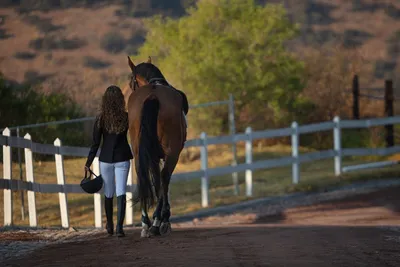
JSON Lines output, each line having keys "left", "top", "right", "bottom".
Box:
{"left": 135, "top": 0, "right": 311, "bottom": 134}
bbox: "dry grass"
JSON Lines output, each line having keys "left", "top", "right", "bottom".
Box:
{"left": 1, "top": 142, "right": 399, "bottom": 228}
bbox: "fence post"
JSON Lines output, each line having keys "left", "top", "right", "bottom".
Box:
{"left": 125, "top": 159, "right": 134, "bottom": 226}
{"left": 93, "top": 157, "right": 102, "bottom": 228}
{"left": 16, "top": 127, "right": 25, "bottom": 221}
{"left": 245, "top": 127, "right": 253, "bottom": 197}
{"left": 200, "top": 132, "right": 209, "bottom": 208}
{"left": 24, "top": 133, "right": 37, "bottom": 227}
{"left": 385, "top": 80, "right": 394, "bottom": 147}
{"left": 54, "top": 138, "right": 69, "bottom": 229}
{"left": 333, "top": 116, "right": 342, "bottom": 176}
{"left": 291, "top": 122, "right": 300, "bottom": 184}
{"left": 229, "top": 94, "right": 239, "bottom": 195}
{"left": 352, "top": 75, "right": 360, "bottom": 120}
{"left": 2, "top": 128, "right": 13, "bottom": 226}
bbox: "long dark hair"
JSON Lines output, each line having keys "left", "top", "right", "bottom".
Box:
{"left": 98, "top": 85, "right": 128, "bottom": 134}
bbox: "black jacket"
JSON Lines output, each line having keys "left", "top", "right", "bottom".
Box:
{"left": 85, "top": 114, "right": 133, "bottom": 167}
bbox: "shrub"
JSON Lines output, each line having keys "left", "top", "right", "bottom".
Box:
{"left": 0, "top": 73, "right": 87, "bottom": 161}
{"left": 14, "top": 51, "right": 37, "bottom": 60}
{"left": 100, "top": 32, "right": 126, "bottom": 54}
{"left": 29, "top": 35, "right": 87, "bottom": 51}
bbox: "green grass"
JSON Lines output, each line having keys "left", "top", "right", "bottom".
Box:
{"left": 1, "top": 143, "right": 399, "bottom": 228}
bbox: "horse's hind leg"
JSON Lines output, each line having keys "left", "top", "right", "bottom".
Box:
{"left": 141, "top": 205, "right": 151, "bottom": 238}
{"left": 149, "top": 198, "right": 163, "bottom": 236}
{"left": 150, "top": 159, "right": 165, "bottom": 236}
{"left": 160, "top": 157, "right": 178, "bottom": 236}
{"left": 159, "top": 171, "right": 171, "bottom": 236}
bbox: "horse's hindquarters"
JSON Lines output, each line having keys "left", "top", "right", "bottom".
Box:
{"left": 128, "top": 85, "right": 186, "bottom": 162}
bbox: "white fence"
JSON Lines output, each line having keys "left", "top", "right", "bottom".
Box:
{"left": 1, "top": 95, "right": 241, "bottom": 222}
{"left": 1, "top": 115, "right": 400, "bottom": 228}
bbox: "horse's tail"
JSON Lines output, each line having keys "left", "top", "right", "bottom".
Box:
{"left": 137, "top": 94, "right": 164, "bottom": 209}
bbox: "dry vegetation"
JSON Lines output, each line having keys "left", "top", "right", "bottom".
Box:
{"left": 0, "top": 0, "right": 399, "bottom": 121}
{"left": 0, "top": 5, "right": 143, "bottom": 113}
{"left": 299, "top": 44, "right": 385, "bottom": 121}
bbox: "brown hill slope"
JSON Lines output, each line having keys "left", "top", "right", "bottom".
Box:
{"left": 0, "top": 0, "right": 399, "bottom": 116}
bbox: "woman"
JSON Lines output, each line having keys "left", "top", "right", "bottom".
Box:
{"left": 85, "top": 85, "right": 133, "bottom": 237}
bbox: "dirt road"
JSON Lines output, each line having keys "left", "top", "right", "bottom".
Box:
{"left": 2, "top": 186, "right": 400, "bottom": 267}
{"left": 3, "top": 225, "right": 400, "bottom": 267}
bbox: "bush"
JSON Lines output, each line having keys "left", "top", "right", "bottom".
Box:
{"left": 299, "top": 44, "right": 374, "bottom": 122}
{"left": 29, "top": 35, "right": 87, "bottom": 51}
{"left": 14, "top": 51, "right": 37, "bottom": 60}
{"left": 23, "top": 15, "right": 64, "bottom": 33}
{"left": 100, "top": 32, "right": 126, "bottom": 54}
{"left": 83, "top": 56, "right": 112, "bottom": 69}
{"left": 294, "top": 43, "right": 379, "bottom": 150}
{"left": 0, "top": 73, "right": 87, "bottom": 161}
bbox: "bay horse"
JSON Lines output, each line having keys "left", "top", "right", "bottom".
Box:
{"left": 127, "top": 56, "right": 187, "bottom": 237}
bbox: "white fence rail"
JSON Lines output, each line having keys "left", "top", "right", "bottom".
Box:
{"left": 2, "top": 115, "right": 400, "bottom": 228}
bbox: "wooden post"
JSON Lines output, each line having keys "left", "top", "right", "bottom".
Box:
{"left": 54, "top": 138, "right": 69, "bottom": 229}
{"left": 16, "top": 127, "right": 25, "bottom": 221}
{"left": 352, "top": 75, "right": 360, "bottom": 120}
{"left": 2, "top": 128, "right": 13, "bottom": 226}
{"left": 93, "top": 157, "right": 102, "bottom": 228}
{"left": 24, "top": 133, "right": 37, "bottom": 227}
{"left": 125, "top": 159, "right": 134, "bottom": 226}
{"left": 333, "top": 116, "right": 342, "bottom": 176}
{"left": 245, "top": 127, "right": 253, "bottom": 197}
{"left": 200, "top": 132, "right": 209, "bottom": 208}
{"left": 291, "top": 122, "right": 300, "bottom": 184}
{"left": 385, "top": 80, "right": 394, "bottom": 147}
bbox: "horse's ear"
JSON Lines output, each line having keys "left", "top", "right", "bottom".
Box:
{"left": 128, "top": 56, "right": 135, "bottom": 71}
{"left": 147, "top": 56, "right": 152, "bottom": 64}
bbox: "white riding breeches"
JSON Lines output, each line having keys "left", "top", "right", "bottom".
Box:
{"left": 100, "top": 160, "right": 130, "bottom": 198}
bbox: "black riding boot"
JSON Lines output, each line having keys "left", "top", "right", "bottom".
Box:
{"left": 116, "top": 194, "right": 126, "bottom": 237}
{"left": 104, "top": 196, "right": 114, "bottom": 236}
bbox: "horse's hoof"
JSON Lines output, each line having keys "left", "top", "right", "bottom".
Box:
{"left": 141, "top": 229, "right": 150, "bottom": 238}
{"left": 149, "top": 226, "right": 161, "bottom": 236}
{"left": 159, "top": 222, "right": 171, "bottom": 236}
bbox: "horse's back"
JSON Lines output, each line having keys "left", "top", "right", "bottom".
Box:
{"left": 128, "top": 85, "right": 182, "bottom": 115}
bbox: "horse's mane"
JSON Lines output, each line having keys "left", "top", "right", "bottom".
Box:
{"left": 135, "top": 63, "right": 166, "bottom": 81}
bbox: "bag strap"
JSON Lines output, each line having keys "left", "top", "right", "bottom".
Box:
{"left": 87, "top": 168, "right": 99, "bottom": 178}
{"left": 84, "top": 169, "right": 92, "bottom": 180}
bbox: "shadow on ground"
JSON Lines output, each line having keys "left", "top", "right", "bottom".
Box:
{"left": 255, "top": 185, "right": 400, "bottom": 225}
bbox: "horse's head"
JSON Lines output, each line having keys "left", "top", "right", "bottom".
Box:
{"left": 127, "top": 56, "right": 167, "bottom": 91}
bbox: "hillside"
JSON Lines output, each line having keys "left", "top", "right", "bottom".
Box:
{"left": 0, "top": 0, "right": 399, "bottom": 117}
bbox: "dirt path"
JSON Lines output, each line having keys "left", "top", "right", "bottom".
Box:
{"left": 2, "top": 185, "right": 400, "bottom": 267}
{"left": 3, "top": 225, "right": 400, "bottom": 267}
